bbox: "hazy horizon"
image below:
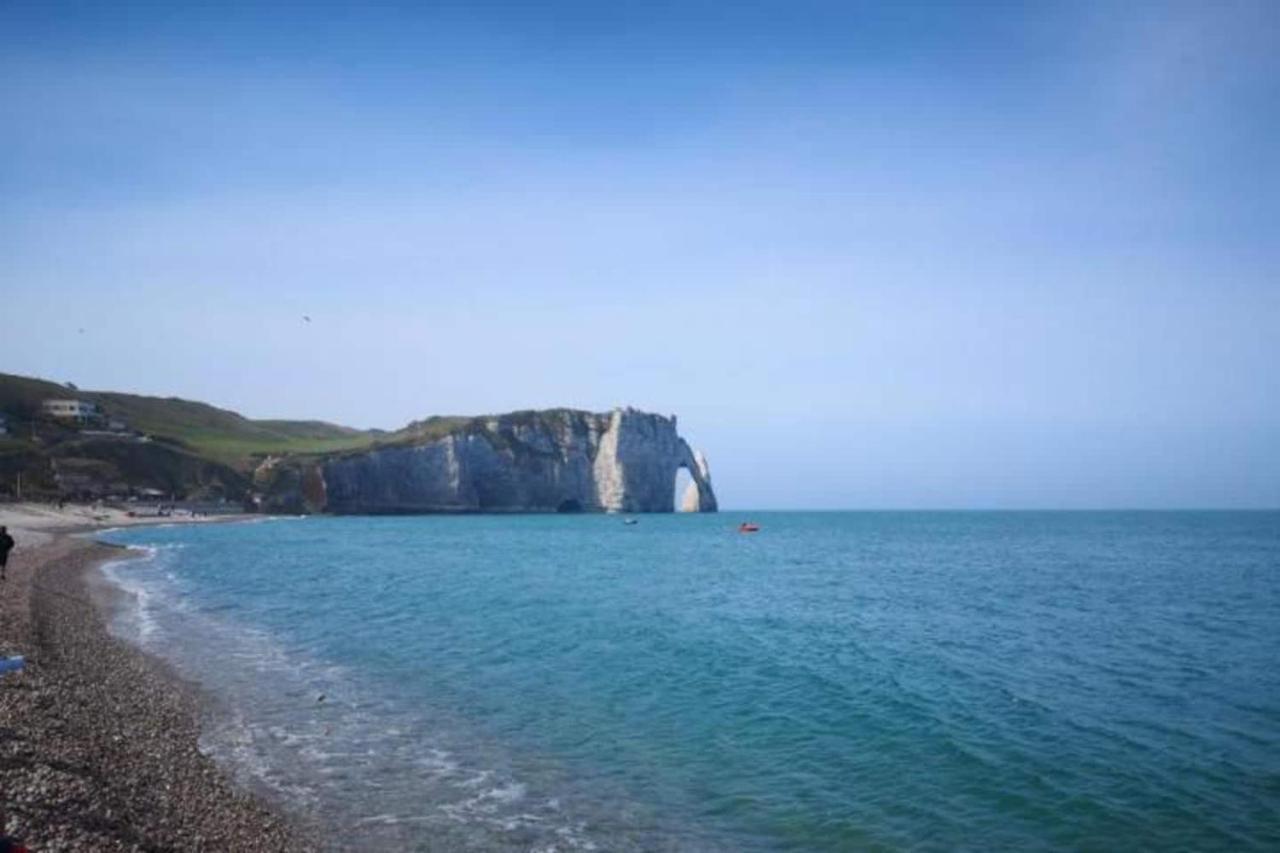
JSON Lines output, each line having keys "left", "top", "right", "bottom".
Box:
{"left": 3, "top": 1, "right": 1277, "bottom": 510}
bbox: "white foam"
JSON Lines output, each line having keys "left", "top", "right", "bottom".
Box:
{"left": 88, "top": 527, "right": 633, "bottom": 852}
{"left": 98, "top": 545, "right": 168, "bottom": 642}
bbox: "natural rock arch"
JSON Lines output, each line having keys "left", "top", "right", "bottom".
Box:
{"left": 297, "top": 407, "right": 718, "bottom": 514}
{"left": 676, "top": 442, "right": 717, "bottom": 513}
{"left": 589, "top": 409, "right": 718, "bottom": 513}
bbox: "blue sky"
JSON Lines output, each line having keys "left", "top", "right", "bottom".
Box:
{"left": 2, "top": 0, "right": 1277, "bottom": 508}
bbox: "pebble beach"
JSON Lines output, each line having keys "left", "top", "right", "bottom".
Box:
{"left": 0, "top": 507, "right": 310, "bottom": 851}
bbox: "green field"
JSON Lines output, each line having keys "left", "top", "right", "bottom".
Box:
{"left": 0, "top": 372, "right": 378, "bottom": 470}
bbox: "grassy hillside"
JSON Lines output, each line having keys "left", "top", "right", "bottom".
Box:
{"left": 58, "top": 436, "right": 250, "bottom": 499}
{"left": 0, "top": 373, "right": 72, "bottom": 417}
{"left": 0, "top": 372, "right": 613, "bottom": 503}
{"left": 90, "top": 393, "right": 376, "bottom": 461}
{"left": 0, "top": 372, "right": 376, "bottom": 468}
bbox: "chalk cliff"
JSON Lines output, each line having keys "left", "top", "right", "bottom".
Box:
{"left": 258, "top": 408, "right": 717, "bottom": 514}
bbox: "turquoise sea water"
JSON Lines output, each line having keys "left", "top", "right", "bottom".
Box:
{"left": 99, "top": 512, "right": 1280, "bottom": 851}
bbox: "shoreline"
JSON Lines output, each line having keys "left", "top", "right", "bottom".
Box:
{"left": 0, "top": 510, "right": 314, "bottom": 850}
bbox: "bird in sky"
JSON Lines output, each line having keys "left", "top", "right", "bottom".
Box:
{"left": 303, "top": 315, "right": 312, "bottom": 323}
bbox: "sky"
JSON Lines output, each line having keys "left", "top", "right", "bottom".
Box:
{"left": 1, "top": 0, "right": 1277, "bottom": 509}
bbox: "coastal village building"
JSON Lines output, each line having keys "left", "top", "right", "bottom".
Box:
{"left": 41, "top": 398, "right": 99, "bottom": 422}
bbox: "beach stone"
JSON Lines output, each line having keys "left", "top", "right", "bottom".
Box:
{"left": 0, "top": 534, "right": 315, "bottom": 851}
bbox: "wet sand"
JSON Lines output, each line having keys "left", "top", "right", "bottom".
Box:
{"left": 0, "top": 521, "right": 313, "bottom": 850}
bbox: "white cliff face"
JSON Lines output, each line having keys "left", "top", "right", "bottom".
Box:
{"left": 591, "top": 409, "right": 625, "bottom": 511}
{"left": 308, "top": 408, "right": 718, "bottom": 514}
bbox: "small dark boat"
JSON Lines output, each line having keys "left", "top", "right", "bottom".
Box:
{"left": 623, "top": 518, "right": 639, "bottom": 525}
{"left": 738, "top": 522, "right": 760, "bottom": 533}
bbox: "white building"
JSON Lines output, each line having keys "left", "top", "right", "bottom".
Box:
{"left": 41, "top": 399, "right": 100, "bottom": 422}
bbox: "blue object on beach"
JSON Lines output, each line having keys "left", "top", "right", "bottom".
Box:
{"left": 0, "top": 656, "right": 25, "bottom": 676}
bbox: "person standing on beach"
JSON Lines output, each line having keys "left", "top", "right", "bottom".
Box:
{"left": 0, "top": 526, "right": 14, "bottom": 581}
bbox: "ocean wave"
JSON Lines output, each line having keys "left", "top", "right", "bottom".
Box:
{"left": 97, "top": 554, "right": 612, "bottom": 848}
{"left": 89, "top": 511, "right": 1280, "bottom": 851}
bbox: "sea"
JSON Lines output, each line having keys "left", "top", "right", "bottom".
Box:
{"left": 96, "top": 511, "right": 1280, "bottom": 851}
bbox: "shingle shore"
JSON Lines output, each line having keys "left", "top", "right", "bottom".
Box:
{"left": 0, "top": 531, "right": 314, "bottom": 851}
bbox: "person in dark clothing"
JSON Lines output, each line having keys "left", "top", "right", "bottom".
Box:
{"left": 0, "top": 527, "right": 14, "bottom": 581}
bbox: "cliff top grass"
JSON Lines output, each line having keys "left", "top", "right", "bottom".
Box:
{"left": 375, "top": 408, "right": 605, "bottom": 454}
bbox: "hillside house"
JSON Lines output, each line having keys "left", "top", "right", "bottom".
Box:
{"left": 41, "top": 398, "right": 99, "bottom": 422}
